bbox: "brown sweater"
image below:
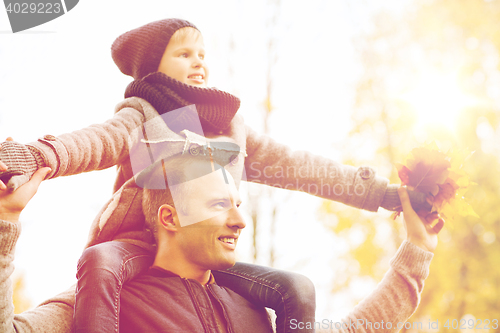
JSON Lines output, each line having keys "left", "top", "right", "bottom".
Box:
{"left": 0, "top": 219, "right": 433, "bottom": 333}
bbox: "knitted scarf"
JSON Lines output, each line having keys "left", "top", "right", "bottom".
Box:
{"left": 124, "top": 72, "right": 240, "bottom": 133}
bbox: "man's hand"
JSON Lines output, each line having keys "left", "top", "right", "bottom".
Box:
{"left": 0, "top": 167, "right": 51, "bottom": 222}
{"left": 399, "top": 186, "right": 444, "bottom": 253}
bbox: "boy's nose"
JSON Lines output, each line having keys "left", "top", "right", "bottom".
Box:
{"left": 192, "top": 58, "right": 204, "bottom": 68}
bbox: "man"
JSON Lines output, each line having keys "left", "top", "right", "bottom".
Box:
{"left": 0, "top": 156, "right": 442, "bottom": 332}
{"left": 91, "top": 154, "right": 443, "bottom": 332}
{"left": 118, "top": 155, "right": 274, "bottom": 332}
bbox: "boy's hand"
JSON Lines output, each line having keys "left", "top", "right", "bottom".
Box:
{"left": 0, "top": 167, "right": 51, "bottom": 222}
{"left": 399, "top": 186, "right": 444, "bottom": 253}
{"left": 0, "top": 137, "right": 16, "bottom": 190}
{"left": 0, "top": 137, "right": 46, "bottom": 192}
{"left": 0, "top": 157, "right": 8, "bottom": 191}
{"left": 381, "top": 184, "right": 433, "bottom": 212}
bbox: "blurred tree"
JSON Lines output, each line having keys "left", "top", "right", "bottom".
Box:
{"left": 320, "top": 0, "right": 500, "bottom": 330}
{"left": 246, "top": 0, "right": 286, "bottom": 266}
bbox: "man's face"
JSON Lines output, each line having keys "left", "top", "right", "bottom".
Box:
{"left": 157, "top": 27, "right": 209, "bottom": 87}
{"left": 176, "top": 168, "right": 245, "bottom": 271}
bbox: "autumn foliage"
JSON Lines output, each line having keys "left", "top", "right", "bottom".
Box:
{"left": 396, "top": 144, "right": 478, "bottom": 225}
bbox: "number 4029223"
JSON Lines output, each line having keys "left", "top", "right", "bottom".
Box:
{"left": 5, "top": 2, "right": 62, "bottom": 14}
{"left": 444, "top": 319, "right": 498, "bottom": 330}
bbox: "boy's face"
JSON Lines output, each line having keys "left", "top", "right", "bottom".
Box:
{"left": 157, "top": 28, "right": 209, "bottom": 87}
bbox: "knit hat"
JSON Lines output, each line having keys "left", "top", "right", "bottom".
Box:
{"left": 111, "top": 19, "right": 198, "bottom": 80}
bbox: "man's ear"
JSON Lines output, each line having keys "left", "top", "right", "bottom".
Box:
{"left": 158, "top": 204, "right": 178, "bottom": 231}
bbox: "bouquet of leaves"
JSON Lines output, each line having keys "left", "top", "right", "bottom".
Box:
{"left": 395, "top": 143, "right": 478, "bottom": 227}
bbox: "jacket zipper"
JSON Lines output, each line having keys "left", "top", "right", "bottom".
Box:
{"left": 181, "top": 278, "right": 211, "bottom": 333}
{"left": 206, "top": 285, "right": 233, "bottom": 333}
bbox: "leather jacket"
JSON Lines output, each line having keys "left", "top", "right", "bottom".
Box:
{"left": 120, "top": 267, "right": 273, "bottom": 333}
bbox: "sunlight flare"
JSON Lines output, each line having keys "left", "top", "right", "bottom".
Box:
{"left": 401, "top": 71, "right": 474, "bottom": 132}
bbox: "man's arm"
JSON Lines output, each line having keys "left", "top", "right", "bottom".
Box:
{"left": 320, "top": 187, "right": 443, "bottom": 333}
{"left": 317, "top": 241, "right": 432, "bottom": 333}
{"left": 0, "top": 167, "right": 75, "bottom": 333}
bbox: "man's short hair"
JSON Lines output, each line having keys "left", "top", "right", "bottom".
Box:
{"left": 141, "top": 154, "right": 223, "bottom": 243}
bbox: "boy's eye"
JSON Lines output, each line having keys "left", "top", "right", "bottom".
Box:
{"left": 199, "top": 54, "right": 205, "bottom": 60}
{"left": 180, "top": 53, "right": 188, "bottom": 58}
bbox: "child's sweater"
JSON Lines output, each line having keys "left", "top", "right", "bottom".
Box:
{"left": 27, "top": 94, "right": 389, "bottom": 250}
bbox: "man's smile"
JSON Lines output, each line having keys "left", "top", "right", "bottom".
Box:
{"left": 218, "top": 236, "right": 237, "bottom": 249}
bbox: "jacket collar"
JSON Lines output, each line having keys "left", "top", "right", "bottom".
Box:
{"left": 148, "top": 265, "right": 216, "bottom": 285}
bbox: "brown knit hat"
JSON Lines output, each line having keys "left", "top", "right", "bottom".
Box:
{"left": 111, "top": 19, "right": 198, "bottom": 80}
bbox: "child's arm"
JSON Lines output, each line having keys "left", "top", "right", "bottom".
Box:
{"left": 244, "top": 125, "right": 428, "bottom": 212}
{"left": 30, "top": 105, "right": 143, "bottom": 179}
{"left": 0, "top": 98, "right": 148, "bottom": 191}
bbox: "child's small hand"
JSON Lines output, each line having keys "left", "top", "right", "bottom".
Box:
{"left": 0, "top": 137, "right": 14, "bottom": 190}
{"left": 398, "top": 186, "right": 444, "bottom": 253}
{"left": 407, "top": 189, "right": 433, "bottom": 211}
{"left": 0, "top": 162, "right": 7, "bottom": 191}
{"left": 0, "top": 138, "right": 44, "bottom": 192}
{"left": 381, "top": 184, "right": 432, "bottom": 212}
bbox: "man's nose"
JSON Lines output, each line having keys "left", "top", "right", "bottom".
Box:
{"left": 227, "top": 207, "right": 246, "bottom": 230}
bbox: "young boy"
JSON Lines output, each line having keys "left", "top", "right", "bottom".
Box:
{"left": 0, "top": 18, "right": 428, "bottom": 333}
